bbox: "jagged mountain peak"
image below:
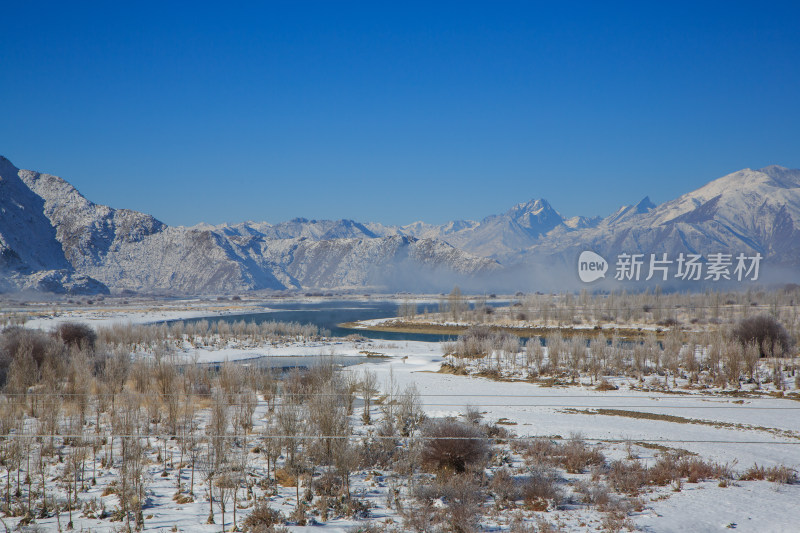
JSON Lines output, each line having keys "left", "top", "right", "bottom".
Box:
{"left": 0, "top": 155, "right": 16, "bottom": 174}
{"left": 503, "top": 198, "right": 561, "bottom": 221}
{"left": 508, "top": 197, "right": 553, "bottom": 213}
{"left": 563, "top": 215, "right": 601, "bottom": 230}
{"left": 635, "top": 196, "right": 656, "bottom": 210}
{"left": 603, "top": 195, "right": 656, "bottom": 226}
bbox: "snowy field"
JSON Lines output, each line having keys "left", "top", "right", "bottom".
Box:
{"left": 4, "top": 305, "right": 799, "bottom": 532}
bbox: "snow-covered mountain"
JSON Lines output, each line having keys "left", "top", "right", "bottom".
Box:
{"left": 0, "top": 157, "right": 498, "bottom": 294}
{"left": 369, "top": 199, "right": 571, "bottom": 259}
{"left": 601, "top": 196, "right": 656, "bottom": 226}
{"left": 259, "top": 165, "right": 800, "bottom": 287}
{"left": 376, "top": 166, "right": 800, "bottom": 289}
{"left": 212, "top": 218, "right": 378, "bottom": 241}
{"left": 443, "top": 199, "right": 567, "bottom": 258}
{"left": 2, "top": 155, "right": 798, "bottom": 295}
{"left": 523, "top": 166, "right": 800, "bottom": 286}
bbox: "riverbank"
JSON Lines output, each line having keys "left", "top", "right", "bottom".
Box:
{"left": 340, "top": 318, "right": 667, "bottom": 340}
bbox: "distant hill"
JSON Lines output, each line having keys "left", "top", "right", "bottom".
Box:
{"left": 0, "top": 156, "right": 497, "bottom": 294}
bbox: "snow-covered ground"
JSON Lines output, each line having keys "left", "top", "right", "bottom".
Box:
{"left": 6, "top": 306, "right": 800, "bottom": 532}
{"left": 349, "top": 341, "right": 800, "bottom": 468}
{"left": 22, "top": 303, "right": 271, "bottom": 331}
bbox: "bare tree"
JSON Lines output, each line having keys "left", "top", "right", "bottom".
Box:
{"left": 277, "top": 401, "right": 306, "bottom": 505}
{"left": 663, "top": 331, "right": 682, "bottom": 387}
{"left": 526, "top": 337, "right": 544, "bottom": 374}
{"left": 743, "top": 341, "right": 761, "bottom": 384}
{"left": 449, "top": 286, "right": 466, "bottom": 322}
{"left": 207, "top": 392, "right": 230, "bottom": 471}
{"left": 733, "top": 315, "right": 793, "bottom": 357}
{"left": 360, "top": 369, "right": 378, "bottom": 425}
{"left": 200, "top": 441, "right": 218, "bottom": 524}
{"left": 214, "top": 472, "right": 236, "bottom": 533}
{"left": 308, "top": 379, "right": 349, "bottom": 466}
{"left": 722, "top": 338, "right": 742, "bottom": 387}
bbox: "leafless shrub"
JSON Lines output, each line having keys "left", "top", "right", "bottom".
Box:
{"left": 606, "top": 460, "right": 647, "bottom": 495}
{"left": 520, "top": 466, "right": 562, "bottom": 509}
{"left": 678, "top": 457, "right": 728, "bottom": 483}
{"left": 559, "top": 437, "right": 605, "bottom": 473}
{"left": 508, "top": 513, "right": 557, "bottom": 532}
{"left": 489, "top": 468, "right": 519, "bottom": 504}
{"left": 595, "top": 379, "right": 619, "bottom": 391}
{"left": 765, "top": 466, "right": 797, "bottom": 484}
{"left": 740, "top": 464, "right": 797, "bottom": 484}
{"left": 647, "top": 454, "right": 680, "bottom": 486}
{"left": 360, "top": 369, "right": 378, "bottom": 424}
{"left": 517, "top": 438, "right": 560, "bottom": 467}
{"left": 400, "top": 487, "right": 436, "bottom": 532}
{"left": 574, "top": 480, "right": 611, "bottom": 508}
{"left": 448, "top": 325, "right": 518, "bottom": 360}
{"left": 462, "top": 405, "right": 483, "bottom": 426}
{"left": 240, "top": 501, "right": 287, "bottom": 532}
{"left": 411, "top": 475, "right": 485, "bottom": 533}
{"left": 733, "top": 315, "right": 793, "bottom": 357}
{"left": 0, "top": 326, "right": 64, "bottom": 386}
{"left": 601, "top": 510, "right": 635, "bottom": 533}
{"left": 348, "top": 523, "right": 388, "bottom": 533}
{"left": 357, "top": 430, "right": 397, "bottom": 470}
{"left": 599, "top": 493, "right": 645, "bottom": 531}
{"left": 288, "top": 500, "right": 309, "bottom": 525}
{"left": 420, "top": 419, "right": 490, "bottom": 474}
{"left": 55, "top": 321, "right": 97, "bottom": 352}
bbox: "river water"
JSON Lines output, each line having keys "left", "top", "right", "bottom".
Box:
{"left": 182, "top": 300, "right": 469, "bottom": 342}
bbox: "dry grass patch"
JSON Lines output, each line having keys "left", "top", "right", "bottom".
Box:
{"left": 595, "top": 379, "right": 619, "bottom": 391}
{"left": 560, "top": 438, "right": 606, "bottom": 473}
{"left": 275, "top": 468, "right": 297, "bottom": 487}
{"left": 606, "top": 460, "right": 648, "bottom": 495}
{"left": 437, "top": 362, "right": 469, "bottom": 375}
{"left": 172, "top": 492, "right": 194, "bottom": 504}
{"left": 520, "top": 466, "right": 563, "bottom": 510}
{"left": 632, "top": 441, "right": 696, "bottom": 456}
{"left": 740, "top": 464, "right": 798, "bottom": 484}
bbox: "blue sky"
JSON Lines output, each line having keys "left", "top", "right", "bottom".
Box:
{"left": 2, "top": 1, "right": 799, "bottom": 226}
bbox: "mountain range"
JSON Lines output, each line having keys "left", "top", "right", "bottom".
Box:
{"left": 1, "top": 155, "right": 798, "bottom": 295}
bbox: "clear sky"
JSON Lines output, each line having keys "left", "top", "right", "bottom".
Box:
{"left": 2, "top": 1, "right": 799, "bottom": 227}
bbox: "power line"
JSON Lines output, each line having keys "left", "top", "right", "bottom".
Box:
{"left": 3, "top": 402, "right": 799, "bottom": 410}
{"left": 0, "top": 433, "right": 798, "bottom": 445}
{"left": 13, "top": 403, "right": 800, "bottom": 410}
{"left": 0, "top": 388, "right": 800, "bottom": 401}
